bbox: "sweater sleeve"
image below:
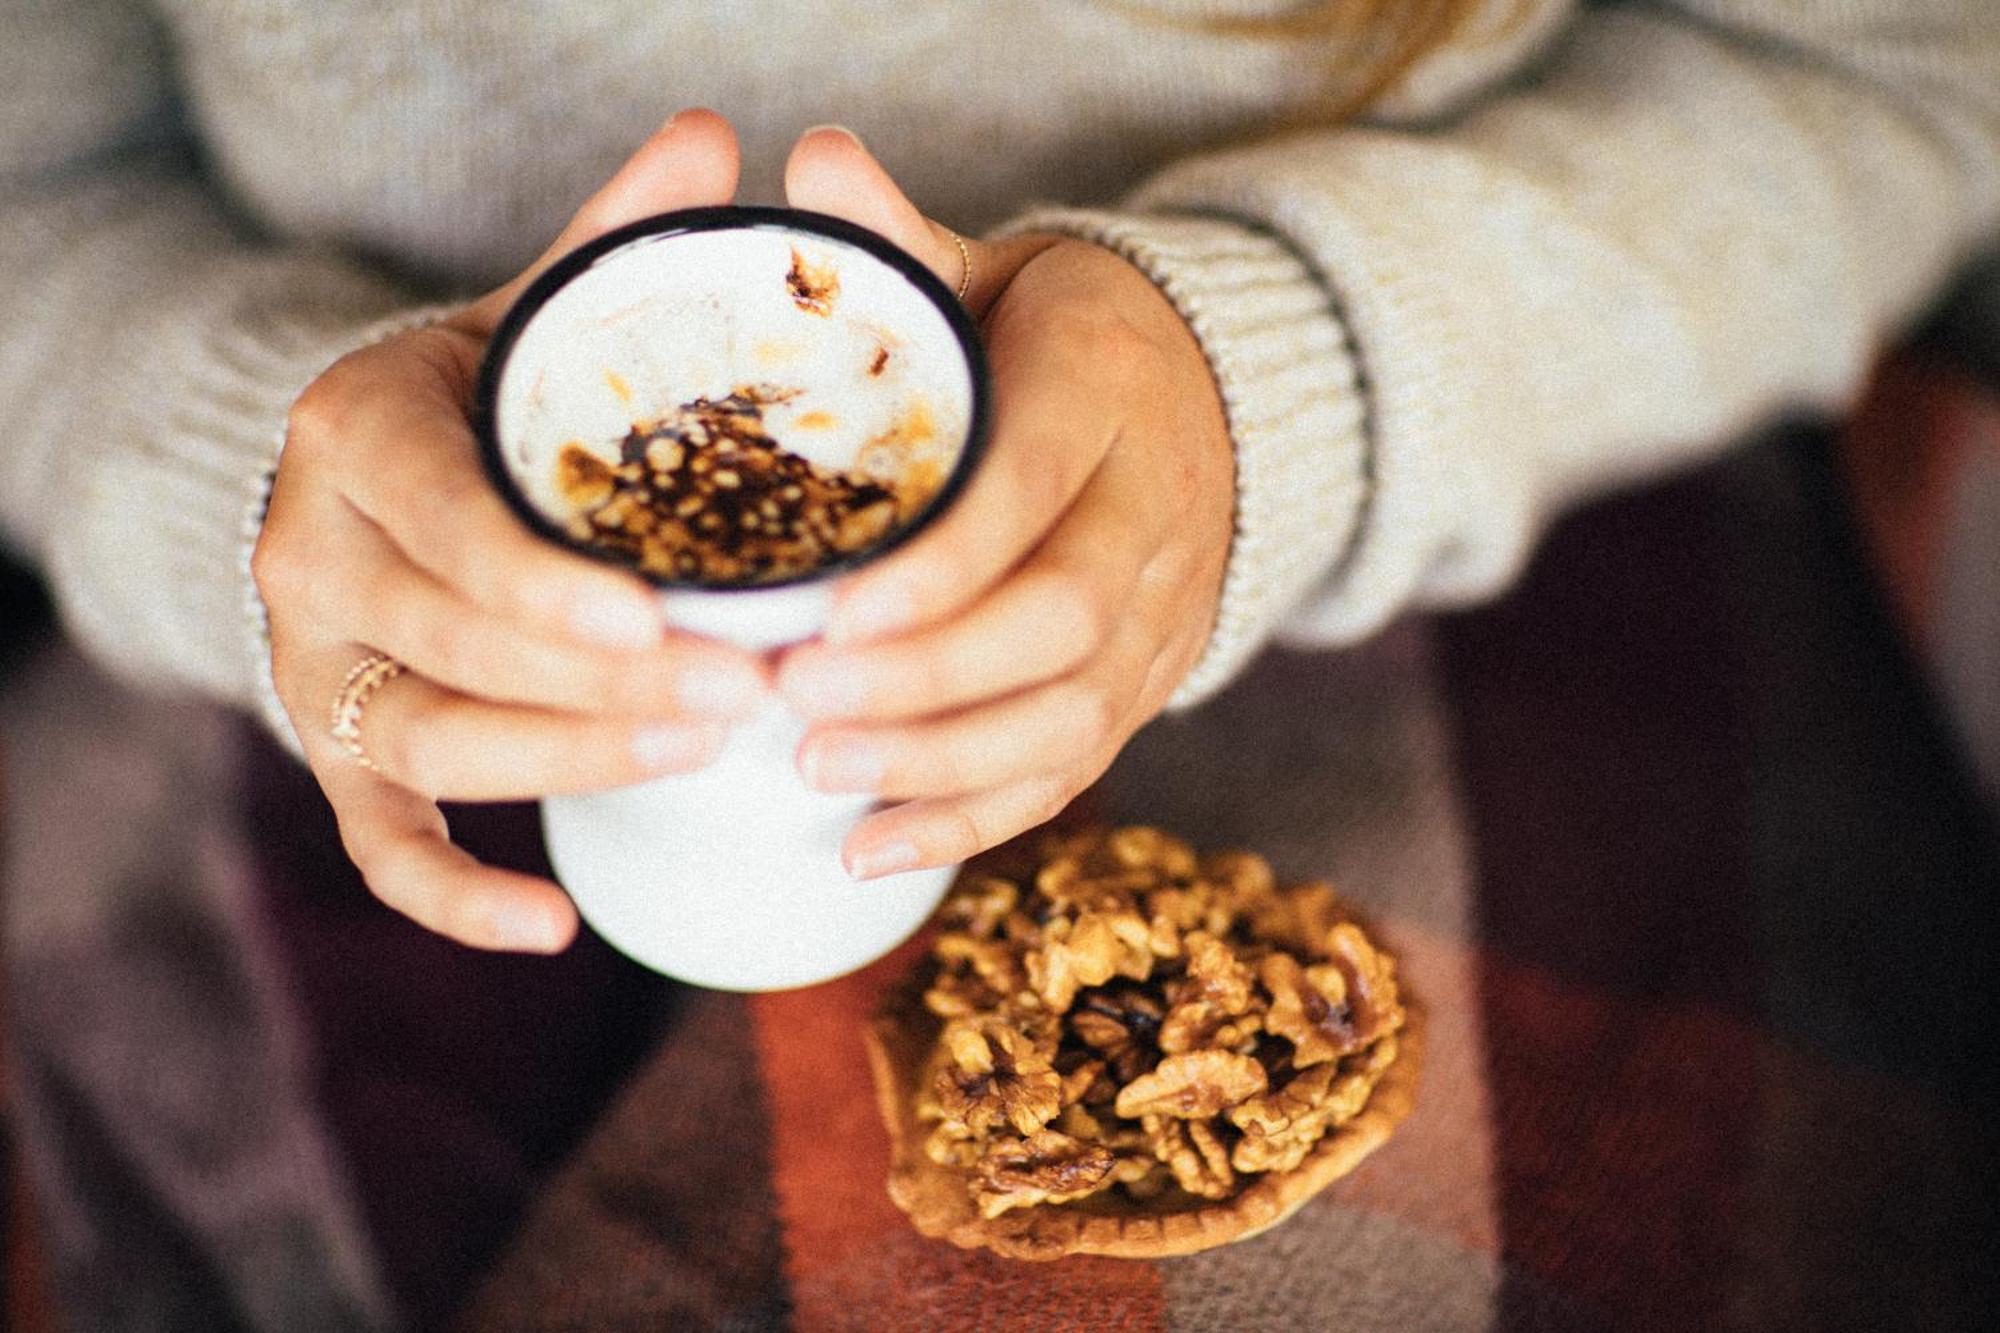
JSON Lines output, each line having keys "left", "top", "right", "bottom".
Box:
{"left": 0, "top": 0, "right": 433, "bottom": 739}
{"left": 992, "top": 0, "right": 2000, "bottom": 708}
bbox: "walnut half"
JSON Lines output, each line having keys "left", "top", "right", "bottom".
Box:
{"left": 973, "top": 1130, "right": 1118, "bottom": 1218}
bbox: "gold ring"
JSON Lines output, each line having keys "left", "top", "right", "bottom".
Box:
{"left": 948, "top": 229, "right": 972, "bottom": 304}
{"left": 329, "top": 651, "right": 406, "bottom": 771}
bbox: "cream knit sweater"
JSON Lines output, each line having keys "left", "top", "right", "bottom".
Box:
{"left": 2, "top": 0, "right": 1996, "bottom": 730}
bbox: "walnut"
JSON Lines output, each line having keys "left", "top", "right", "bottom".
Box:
{"left": 1228, "top": 1060, "right": 1382, "bottom": 1175}
{"left": 1158, "top": 999, "right": 1262, "bottom": 1057}
{"left": 1200, "top": 848, "right": 1275, "bottom": 901}
{"left": 1032, "top": 832, "right": 1144, "bottom": 904}
{"left": 1069, "top": 984, "right": 1164, "bottom": 1085}
{"left": 1146, "top": 882, "right": 1235, "bottom": 940}
{"left": 905, "top": 826, "right": 1407, "bottom": 1224}
{"left": 922, "top": 1127, "right": 981, "bottom": 1169}
{"left": 1321, "top": 922, "right": 1403, "bottom": 1048}
{"left": 938, "top": 875, "right": 1019, "bottom": 940}
{"left": 924, "top": 933, "right": 1023, "bottom": 1016}
{"left": 1173, "top": 932, "right": 1257, "bottom": 1013}
{"left": 972, "top": 1130, "right": 1117, "bottom": 1218}
{"left": 1055, "top": 1056, "right": 1106, "bottom": 1107}
{"left": 1114, "top": 1050, "right": 1267, "bottom": 1120}
{"left": 1261, "top": 952, "right": 1363, "bottom": 1068}
{"left": 932, "top": 1019, "right": 1062, "bottom": 1138}
{"left": 1145, "top": 1116, "right": 1236, "bottom": 1199}
{"left": 1154, "top": 932, "right": 1260, "bottom": 1054}
{"left": 1026, "top": 912, "right": 1131, "bottom": 1012}
{"left": 1106, "top": 826, "right": 1198, "bottom": 878}
{"left": 1103, "top": 910, "right": 1158, "bottom": 980}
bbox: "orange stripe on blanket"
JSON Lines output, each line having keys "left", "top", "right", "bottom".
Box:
{"left": 750, "top": 932, "right": 1166, "bottom": 1332}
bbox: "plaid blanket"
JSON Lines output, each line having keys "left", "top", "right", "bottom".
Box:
{"left": 4, "top": 413, "right": 1997, "bottom": 1331}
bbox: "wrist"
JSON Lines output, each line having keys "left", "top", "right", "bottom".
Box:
{"left": 987, "top": 207, "right": 1367, "bottom": 708}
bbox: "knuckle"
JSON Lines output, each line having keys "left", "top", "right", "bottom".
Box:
{"left": 1024, "top": 773, "right": 1079, "bottom": 827}
{"left": 351, "top": 841, "right": 421, "bottom": 917}
{"left": 1072, "top": 303, "right": 1157, "bottom": 364}
{"left": 248, "top": 528, "right": 296, "bottom": 604}
{"left": 938, "top": 805, "right": 989, "bottom": 862}
{"left": 919, "top": 734, "right": 972, "bottom": 796}
{"left": 413, "top": 613, "right": 481, "bottom": 684}
{"left": 999, "top": 438, "right": 1069, "bottom": 525}
{"left": 1036, "top": 570, "right": 1109, "bottom": 662}
{"left": 283, "top": 371, "right": 356, "bottom": 450}
{"left": 916, "top": 645, "right": 966, "bottom": 708}
{"left": 371, "top": 705, "right": 430, "bottom": 795}
{"left": 1050, "top": 680, "right": 1118, "bottom": 750}
{"left": 430, "top": 462, "right": 492, "bottom": 516}
{"left": 588, "top": 655, "right": 653, "bottom": 714}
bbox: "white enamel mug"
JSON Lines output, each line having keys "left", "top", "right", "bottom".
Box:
{"left": 474, "top": 207, "right": 991, "bottom": 991}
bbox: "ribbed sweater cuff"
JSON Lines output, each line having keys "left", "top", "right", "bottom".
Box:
{"left": 987, "top": 209, "right": 1367, "bottom": 709}
{"left": 236, "top": 303, "right": 461, "bottom": 758}
{"left": 46, "top": 263, "right": 450, "bottom": 761}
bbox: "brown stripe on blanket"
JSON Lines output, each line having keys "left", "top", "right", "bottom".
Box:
{"left": 1441, "top": 462, "right": 1762, "bottom": 1329}
{"left": 454, "top": 991, "right": 792, "bottom": 1331}
{"left": 243, "top": 735, "right": 698, "bottom": 1328}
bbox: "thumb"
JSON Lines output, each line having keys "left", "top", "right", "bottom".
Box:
{"left": 457, "top": 108, "right": 742, "bottom": 336}
{"left": 783, "top": 125, "right": 1036, "bottom": 315}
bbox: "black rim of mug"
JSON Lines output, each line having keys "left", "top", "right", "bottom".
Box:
{"left": 472, "top": 204, "right": 992, "bottom": 592}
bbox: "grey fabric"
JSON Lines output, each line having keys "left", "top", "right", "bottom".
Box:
{"left": 0, "top": 641, "right": 393, "bottom": 1331}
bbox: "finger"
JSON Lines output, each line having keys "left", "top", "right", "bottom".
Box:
{"left": 315, "top": 760, "right": 578, "bottom": 953}
{"left": 822, "top": 299, "right": 1125, "bottom": 646}
{"left": 455, "top": 108, "right": 742, "bottom": 337}
{"left": 841, "top": 774, "right": 1090, "bottom": 881}
{"left": 338, "top": 517, "right": 768, "bottom": 719}
{"left": 287, "top": 343, "right": 682, "bottom": 652}
{"left": 323, "top": 653, "right": 729, "bottom": 800}
{"left": 795, "top": 642, "right": 1139, "bottom": 801}
{"left": 836, "top": 542, "right": 1198, "bottom": 875}
{"left": 781, "top": 124, "right": 1054, "bottom": 316}
{"left": 776, "top": 453, "right": 1163, "bottom": 722}
{"left": 783, "top": 126, "right": 966, "bottom": 292}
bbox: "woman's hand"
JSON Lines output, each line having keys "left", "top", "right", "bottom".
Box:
{"left": 774, "top": 127, "right": 1235, "bottom": 879}
{"left": 253, "top": 111, "right": 773, "bottom": 953}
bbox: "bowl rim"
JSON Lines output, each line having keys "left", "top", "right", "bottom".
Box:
{"left": 472, "top": 204, "right": 993, "bottom": 592}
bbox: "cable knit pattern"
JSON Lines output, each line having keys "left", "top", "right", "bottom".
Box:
{"left": 988, "top": 209, "right": 1367, "bottom": 706}
{"left": 2, "top": 0, "right": 1997, "bottom": 736}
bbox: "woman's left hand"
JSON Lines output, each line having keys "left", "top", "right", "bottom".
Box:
{"left": 775, "top": 126, "right": 1235, "bottom": 879}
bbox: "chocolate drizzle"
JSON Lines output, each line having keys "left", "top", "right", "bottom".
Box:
{"left": 556, "top": 384, "right": 913, "bottom": 585}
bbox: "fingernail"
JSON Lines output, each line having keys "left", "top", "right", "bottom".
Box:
{"left": 847, "top": 840, "right": 920, "bottom": 881}
{"left": 828, "top": 581, "right": 913, "bottom": 647}
{"left": 780, "top": 656, "right": 870, "bottom": 717}
{"left": 802, "top": 122, "right": 864, "bottom": 148}
{"left": 632, "top": 722, "right": 719, "bottom": 771}
{"left": 493, "top": 902, "right": 568, "bottom": 953}
{"left": 571, "top": 592, "right": 660, "bottom": 649}
{"left": 677, "top": 661, "right": 767, "bottom": 717}
{"left": 800, "top": 735, "right": 886, "bottom": 793}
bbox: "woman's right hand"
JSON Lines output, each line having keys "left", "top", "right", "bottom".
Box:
{"left": 253, "top": 110, "right": 771, "bottom": 954}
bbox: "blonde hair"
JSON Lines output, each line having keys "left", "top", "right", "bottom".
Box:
{"left": 1126, "top": 0, "right": 1493, "bottom": 119}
